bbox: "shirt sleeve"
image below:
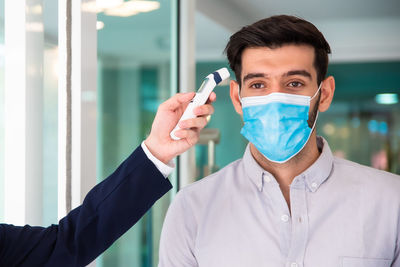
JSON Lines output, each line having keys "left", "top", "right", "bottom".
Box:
{"left": 0, "top": 145, "right": 172, "bottom": 267}
{"left": 158, "top": 190, "right": 198, "bottom": 267}
{"left": 141, "top": 141, "right": 175, "bottom": 178}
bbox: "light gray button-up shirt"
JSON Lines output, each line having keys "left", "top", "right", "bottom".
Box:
{"left": 159, "top": 137, "right": 400, "bottom": 267}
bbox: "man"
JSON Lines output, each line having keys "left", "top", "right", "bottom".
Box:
{"left": 0, "top": 91, "right": 216, "bottom": 266}
{"left": 158, "top": 15, "right": 400, "bottom": 267}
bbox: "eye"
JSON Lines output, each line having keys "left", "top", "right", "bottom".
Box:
{"left": 287, "top": 81, "right": 303, "bottom": 88}
{"left": 250, "top": 83, "right": 265, "bottom": 89}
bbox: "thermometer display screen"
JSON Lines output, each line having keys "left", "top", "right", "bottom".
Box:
{"left": 197, "top": 78, "right": 209, "bottom": 93}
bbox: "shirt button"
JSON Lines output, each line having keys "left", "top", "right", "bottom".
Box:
{"left": 311, "top": 182, "right": 318, "bottom": 188}
{"left": 281, "top": 214, "right": 289, "bottom": 222}
{"left": 264, "top": 176, "right": 271, "bottom": 183}
{"left": 291, "top": 263, "right": 298, "bottom": 267}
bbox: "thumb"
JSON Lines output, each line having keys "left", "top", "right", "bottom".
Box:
{"left": 160, "top": 92, "right": 195, "bottom": 111}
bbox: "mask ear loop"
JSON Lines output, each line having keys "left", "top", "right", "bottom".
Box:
{"left": 238, "top": 84, "right": 242, "bottom": 104}
{"left": 311, "top": 82, "right": 322, "bottom": 100}
{"left": 309, "top": 82, "right": 323, "bottom": 131}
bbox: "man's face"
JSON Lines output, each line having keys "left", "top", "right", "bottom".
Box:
{"left": 230, "top": 44, "right": 334, "bottom": 117}
{"left": 241, "top": 44, "right": 318, "bottom": 98}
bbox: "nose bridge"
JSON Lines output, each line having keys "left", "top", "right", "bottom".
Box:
{"left": 268, "top": 77, "right": 283, "bottom": 94}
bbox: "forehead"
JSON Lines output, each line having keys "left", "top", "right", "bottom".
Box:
{"left": 241, "top": 45, "right": 316, "bottom": 79}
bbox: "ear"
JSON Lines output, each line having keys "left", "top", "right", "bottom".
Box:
{"left": 318, "top": 76, "right": 335, "bottom": 112}
{"left": 230, "top": 80, "right": 243, "bottom": 115}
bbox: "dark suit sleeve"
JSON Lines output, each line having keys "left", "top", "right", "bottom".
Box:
{"left": 0, "top": 145, "right": 173, "bottom": 267}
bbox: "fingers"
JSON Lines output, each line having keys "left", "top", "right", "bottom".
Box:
{"left": 193, "top": 103, "right": 214, "bottom": 116}
{"left": 159, "top": 91, "right": 215, "bottom": 112}
{"left": 160, "top": 92, "right": 195, "bottom": 111}
{"left": 173, "top": 129, "right": 187, "bottom": 139}
{"left": 179, "top": 116, "right": 208, "bottom": 129}
{"left": 174, "top": 129, "right": 199, "bottom": 146}
{"left": 206, "top": 92, "right": 217, "bottom": 104}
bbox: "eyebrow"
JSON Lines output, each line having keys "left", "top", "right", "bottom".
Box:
{"left": 242, "top": 73, "right": 267, "bottom": 84}
{"left": 283, "top": 70, "right": 312, "bottom": 79}
{"left": 242, "top": 70, "right": 312, "bottom": 84}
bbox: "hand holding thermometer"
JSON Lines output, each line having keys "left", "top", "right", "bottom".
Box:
{"left": 170, "top": 67, "right": 230, "bottom": 140}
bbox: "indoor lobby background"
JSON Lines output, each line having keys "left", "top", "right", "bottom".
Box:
{"left": 0, "top": 0, "right": 399, "bottom": 266}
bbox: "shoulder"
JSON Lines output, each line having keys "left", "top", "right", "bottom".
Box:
{"left": 169, "top": 159, "right": 243, "bottom": 213}
{"left": 333, "top": 157, "right": 400, "bottom": 196}
{"left": 333, "top": 156, "right": 400, "bottom": 182}
{"left": 179, "top": 158, "right": 242, "bottom": 196}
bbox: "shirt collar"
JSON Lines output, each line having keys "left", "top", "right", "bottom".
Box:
{"left": 302, "top": 137, "right": 334, "bottom": 192}
{"left": 242, "top": 136, "right": 334, "bottom": 192}
{"left": 242, "top": 143, "right": 267, "bottom": 191}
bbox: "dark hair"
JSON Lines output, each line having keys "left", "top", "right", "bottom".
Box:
{"left": 224, "top": 15, "right": 331, "bottom": 85}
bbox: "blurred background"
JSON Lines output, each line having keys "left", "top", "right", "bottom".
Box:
{"left": 0, "top": 0, "right": 399, "bottom": 266}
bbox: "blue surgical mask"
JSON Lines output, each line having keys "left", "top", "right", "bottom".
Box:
{"left": 239, "top": 85, "right": 321, "bottom": 163}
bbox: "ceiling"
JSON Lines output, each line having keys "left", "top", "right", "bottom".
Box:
{"left": 198, "top": 0, "right": 400, "bottom": 31}
{"left": 0, "top": 0, "right": 399, "bottom": 64}
{"left": 196, "top": 0, "right": 400, "bottom": 62}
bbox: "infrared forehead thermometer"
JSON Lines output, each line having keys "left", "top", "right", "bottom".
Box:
{"left": 170, "top": 67, "right": 230, "bottom": 140}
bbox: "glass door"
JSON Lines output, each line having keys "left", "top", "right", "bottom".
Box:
{"left": 96, "top": 0, "right": 177, "bottom": 266}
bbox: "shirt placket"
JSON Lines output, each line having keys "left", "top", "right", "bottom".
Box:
{"left": 262, "top": 172, "right": 292, "bottom": 259}
{"left": 286, "top": 175, "right": 309, "bottom": 267}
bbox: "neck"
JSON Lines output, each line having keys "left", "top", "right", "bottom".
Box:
{"left": 250, "top": 132, "right": 321, "bottom": 187}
